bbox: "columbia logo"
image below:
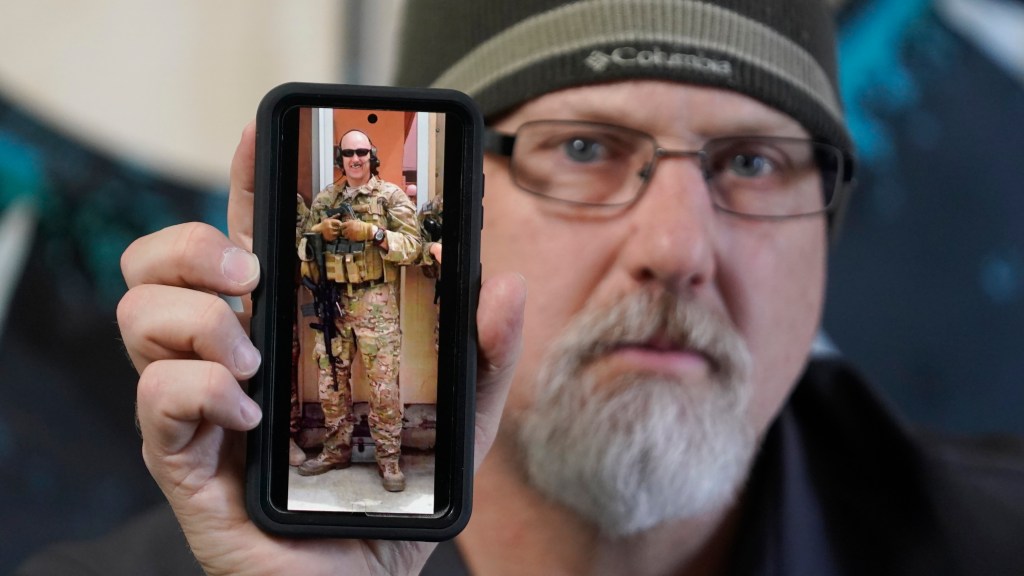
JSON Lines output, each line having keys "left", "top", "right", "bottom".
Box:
{"left": 584, "top": 47, "right": 732, "bottom": 77}
{"left": 584, "top": 50, "right": 613, "bottom": 72}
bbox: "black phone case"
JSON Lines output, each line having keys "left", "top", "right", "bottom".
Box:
{"left": 247, "top": 82, "right": 483, "bottom": 540}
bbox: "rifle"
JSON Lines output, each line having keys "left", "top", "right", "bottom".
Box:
{"left": 301, "top": 231, "right": 342, "bottom": 391}
{"left": 300, "top": 201, "right": 366, "bottom": 388}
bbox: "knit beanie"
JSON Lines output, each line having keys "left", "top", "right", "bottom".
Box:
{"left": 394, "top": 0, "right": 853, "bottom": 156}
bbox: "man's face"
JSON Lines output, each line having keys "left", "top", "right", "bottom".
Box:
{"left": 481, "top": 80, "right": 828, "bottom": 528}
{"left": 339, "top": 130, "right": 372, "bottom": 185}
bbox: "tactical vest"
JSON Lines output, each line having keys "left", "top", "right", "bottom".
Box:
{"left": 301, "top": 180, "right": 399, "bottom": 287}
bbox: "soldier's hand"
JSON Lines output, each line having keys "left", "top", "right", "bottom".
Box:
{"left": 341, "top": 219, "right": 375, "bottom": 241}
{"left": 429, "top": 242, "right": 443, "bottom": 265}
{"left": 117, "top": 121, "right": 527, "bottom": 576}
{"left": 313, "top": 217, "right": 343, "bottom": 242}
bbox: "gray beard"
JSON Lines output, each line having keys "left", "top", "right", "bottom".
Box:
{"left": 515, "top": 288, "right": 756, "bottom": 536}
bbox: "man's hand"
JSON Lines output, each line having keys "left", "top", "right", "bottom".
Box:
{"left": 429, "top": 242, "right": 443, "bottom": 265}
{"left": 341, "top": 219, "right": 375, "bottom": 241}
{"left": 117, "top": 121, "right": 526, "bottom": 576}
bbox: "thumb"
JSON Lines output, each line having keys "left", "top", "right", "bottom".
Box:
{"left": 228, "top": 121, "right": 256, "bottom": 252}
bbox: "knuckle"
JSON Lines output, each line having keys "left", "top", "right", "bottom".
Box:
{"left": 200, "top": 361, "right": 233, "bottom": 404}
{"left": 116, "top": 285, "right": 151, "bottom": 337}
{"left": 121, "top": 236, "right": 143, "bottom": 283}
{"left": 170, "top": 222, "right": 222, "bottom": 270}
{"left": 195, "top": 295, "right": 237, "bottom": 339}
{"left": 136, "top": 360, "right": 168, "bottom": 412}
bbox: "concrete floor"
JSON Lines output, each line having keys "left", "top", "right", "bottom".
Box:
{"left": 288, "top": 451, "right": 435, "bottom": 514}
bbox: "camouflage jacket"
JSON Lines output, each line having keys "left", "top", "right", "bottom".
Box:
{"left": 296, "top": 193, "right": 310, "bottom": 248}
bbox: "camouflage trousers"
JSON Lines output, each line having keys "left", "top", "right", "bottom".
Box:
{"left": 312, "top": 282, "right": 403, "bottom": 462}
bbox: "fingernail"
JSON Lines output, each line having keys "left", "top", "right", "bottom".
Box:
{"left": 232, "top": 338, "right": 262, "bottom": 377}
{"left": 222, "top": 247, "right": 260, "bottom": 286}
{"left": 240, "top": 397, "right": 262, "bottom": 428}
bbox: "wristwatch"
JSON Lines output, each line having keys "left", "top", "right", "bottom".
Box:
{"left": 372, "top": 226, "right": 386, "bottom": 246}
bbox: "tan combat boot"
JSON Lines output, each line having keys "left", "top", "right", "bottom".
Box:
{"left": 378, "top": 458, "right": 406, "bottom": 492}
{"left": 297, "top": 447, "right": 352, "bottom": 476}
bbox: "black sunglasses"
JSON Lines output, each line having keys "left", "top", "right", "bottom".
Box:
{"left": 340, "top": 148, "right": 372, "bottom": 158}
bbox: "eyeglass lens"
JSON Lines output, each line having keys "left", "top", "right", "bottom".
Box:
{"left": 341, "top": 148, "right": 371, "bottom": 157}
{"left": 509, "top": 121, "right": 840, "bottom": 218}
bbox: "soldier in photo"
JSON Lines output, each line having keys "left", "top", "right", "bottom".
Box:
{"left": 297, "top": 129, "right": 421, "bottom": 492}
{"left": 417, "top": 190, "right": 443, "bottom": 352}
{"left": 290, "top": 194, "right": 311, "bottom": 466}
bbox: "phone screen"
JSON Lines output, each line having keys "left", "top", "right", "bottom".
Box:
{"left": 287, "top": 107, "right": 445, "bottom": 515}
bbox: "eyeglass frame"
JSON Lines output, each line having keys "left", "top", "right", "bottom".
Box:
{"left": 483, "top": 120, "right": 855, "bottom": 220}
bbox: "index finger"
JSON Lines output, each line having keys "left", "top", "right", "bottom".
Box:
{"left": 121, "top": 222, "right": 260, "bottom": 294}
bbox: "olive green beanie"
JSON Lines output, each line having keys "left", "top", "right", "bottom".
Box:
{"left": 395, "top": 0, "right": 852, "bottom": 155}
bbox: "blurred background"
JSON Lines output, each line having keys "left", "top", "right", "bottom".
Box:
{"left": 0, "top": 0, "right": 1021, "bottom": 570}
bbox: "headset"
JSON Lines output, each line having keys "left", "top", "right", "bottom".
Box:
{"left": 334, "top": 129, "right": 381, "bottom": 176}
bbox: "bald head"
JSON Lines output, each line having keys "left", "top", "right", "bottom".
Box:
{"left": 338, "top": 130, "right": 375, "bottom": 187}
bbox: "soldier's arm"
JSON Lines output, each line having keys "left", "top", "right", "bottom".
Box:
{"left": 307, "top": 186, "right": 347, "bottom": 241}
{"left": 307, "top": 186, "right": 336, "bottom": 231}
{"left": 419, "top": 232, "right": 442, "bottom": 267}
{"left": 420, "top": 243, "right": 435, "bottom": 266}
{"left": 296, "top": 193, "right": 310, "bottom": 249}
{"left": 379, "top": 183, "right": 422, "bottom": 264}
{"left": 416, "top": 218, "right": 435, "bottom": 266}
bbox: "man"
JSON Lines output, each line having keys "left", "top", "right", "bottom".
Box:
{"left": 297, "top": 129, "right": 421, "bottom": 491}
{"left": 32, "top": 0, "right": 1023, "bottom": 575}
{"left": 418, "top": 189, "right": 443, "bottom": 274}
{"left": 417, "top": 189, "right": 443, "bottom": 351}
{"left": 290, "top": 193, "right": 311, "bottom": 467}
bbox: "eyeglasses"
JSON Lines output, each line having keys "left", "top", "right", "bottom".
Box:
{"left": 340, "top": 148, "right": 372, "bottom": 158}
{"left": 484, "top": 120, "right": 853, "bottom": 219}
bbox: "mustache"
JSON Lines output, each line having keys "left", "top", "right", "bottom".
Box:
{"left": 553, "top": 288, "right": 750, "bottom": 384}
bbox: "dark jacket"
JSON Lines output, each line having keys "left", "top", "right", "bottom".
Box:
{"left": 19, "top": 359, "right": 1024, "bottom": 576}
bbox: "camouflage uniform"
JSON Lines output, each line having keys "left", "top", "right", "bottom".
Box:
{"left": 292, "top": 195, "right": 310, "bottom": 438}
{"left": 300, "top": 177, "right": 420, "bottom": 468}
{"left": 418, "top": 193, "right": 443, "bottom": 269}
{"left": 296, "top": 193, "right": 310, "bottom": 247}
{"left": 417, "top": 194, "right": 444, "bottom": 352}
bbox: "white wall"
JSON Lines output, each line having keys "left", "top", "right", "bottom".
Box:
{"left": 0, "top": 0, "right": 405, "bottom": 187}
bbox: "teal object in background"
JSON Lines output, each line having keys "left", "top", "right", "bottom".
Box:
{"left": 0, "top": 94, "right": 227, "bottom": 572}
{"left": 838, "top": 0, "right": 932, "bottom": 163}
{"left": 828, "top": 0, "right": 1024, "bottom": 436}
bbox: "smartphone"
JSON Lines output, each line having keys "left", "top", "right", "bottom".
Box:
{"left": 247, "top": 82, "right": 483, "bottom": 540}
